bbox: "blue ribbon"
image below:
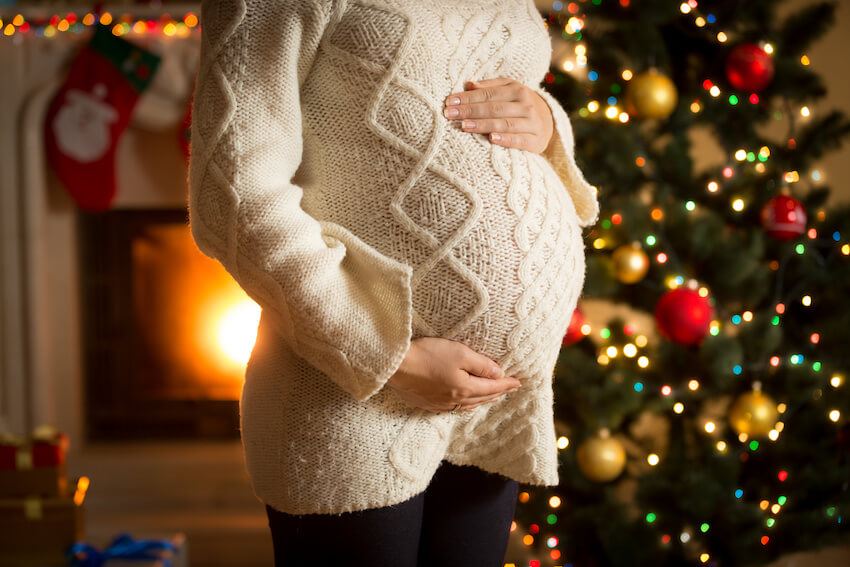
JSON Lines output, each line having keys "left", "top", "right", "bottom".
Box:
{"left": 68, "top": 533, "right": 177, "bottom": 567}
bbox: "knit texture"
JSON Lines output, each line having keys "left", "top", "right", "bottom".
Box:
{"left": 189, "top": 0, "right": 598, "bottom": 515}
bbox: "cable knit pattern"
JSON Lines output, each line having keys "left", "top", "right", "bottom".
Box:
{"left": 189, "top": 0, "right": 598, "bottom": 515}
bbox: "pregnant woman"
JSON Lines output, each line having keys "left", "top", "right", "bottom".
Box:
{"left": 189, "top": 1, "right": 598, "bottom": 565}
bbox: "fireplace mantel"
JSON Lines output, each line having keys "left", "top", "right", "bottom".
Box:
{"left": 0, "top": 9, "right": 273, "bottom": 565}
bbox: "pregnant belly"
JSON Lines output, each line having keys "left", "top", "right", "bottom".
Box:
{"left": 395, "top": 138, "right": 586, "bottom": 374}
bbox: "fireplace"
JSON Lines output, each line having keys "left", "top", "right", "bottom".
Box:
{"left": 1, "top": 10, "right": 275, "bottom": 565}
{"left": 78, "top": 209, "right": 258, "bottom": 440}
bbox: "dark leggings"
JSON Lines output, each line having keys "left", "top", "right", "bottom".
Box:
{"left": 266, "top": 461, "right": 519, "bottom": 567}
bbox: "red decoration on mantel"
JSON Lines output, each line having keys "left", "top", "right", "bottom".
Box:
{"left": 654, "top": 288, "right": 714, "bottom": 345}
{"left": 725, "top": 43, "right": 775, "bottom": 92}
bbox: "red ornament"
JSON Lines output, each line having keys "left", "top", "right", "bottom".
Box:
{"left": 654, "top": 288, "right": 714, "bottom": 345}
{"left": 725, "top": 44, "right": 774, "bottom": 92}
{"left": 562, "top": 308, "right": 588, "bottom": 346}
{"left": 761, "top": 195, "right": 807, "bottom": 241}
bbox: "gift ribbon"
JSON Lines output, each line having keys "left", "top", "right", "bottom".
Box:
{"left": 68, "top": 533, "right": 177, "bottom": 567}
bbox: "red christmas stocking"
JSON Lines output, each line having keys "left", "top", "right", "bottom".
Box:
{"left": 44, "top": 24, "right": 160, "bottom": 212}
{"left": 178, "top": 92, "right": 193, "bottom": 163}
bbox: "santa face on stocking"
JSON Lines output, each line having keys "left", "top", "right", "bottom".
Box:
{"left": 51, "top": 83, "right": 119, "bottom": 164}
{"left": 43, "top": 24, "right": 160, "bottom": 212}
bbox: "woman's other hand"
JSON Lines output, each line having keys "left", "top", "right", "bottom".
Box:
{"left": 386, "top": 337, "right": 522, "bottom": 413}
{"left": 443, "top": 78, "right": 554, "bottom": 154}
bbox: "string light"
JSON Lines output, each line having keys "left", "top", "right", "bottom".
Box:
{"left": 0, "top": 10, "right": 199, "bottom": 37}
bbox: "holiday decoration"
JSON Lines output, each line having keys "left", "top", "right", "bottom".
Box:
{"left": 725, "top": 43, "right": 775, "bottom": 92}
{"left": 761, "top": 194, "right": 807, "bottom": 241}
{"left": 576, "top": 430, "right": 627, "bottom": 483}
{"left": 625, "top": 69, "right": 678, "bottom": 119}
{"left": 511, "top": 1, "right": 850, "bottom": 565}
{"left": 562, "top": 308, "right": 588, "bottom": 346}
{"left": 0, "top": 425, "right": 69, "bottom": 498}
{"left": 69, "top": 533, "right": 188, "bottom": 567}
{"left": 612, "top": 243, "right": 650, "bottom": 284}
{"left": 0, "top": 427, "right": 86, "bottom": 566}
{"left": 728, "top": 388, "right": 779, "bottom": 437}
{"left": 654, "top": 288, "right": 714, "bottom": 345}
{"left": 178, "top": 93, "right": 193, "bottom": 162}
{"left": 43, "top": 24, "right": 161, "bottom": 211}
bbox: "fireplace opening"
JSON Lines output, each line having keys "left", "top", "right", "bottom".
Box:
{"left": 78, "top": 209, "right": 259, "bottom": 440}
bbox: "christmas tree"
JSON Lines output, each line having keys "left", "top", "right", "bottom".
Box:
{"left": 513, "top": 1, "right": 850, "bottom": 565}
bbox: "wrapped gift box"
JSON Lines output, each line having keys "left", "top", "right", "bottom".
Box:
{"left": 69, "top": 533, "right": 188, "bottom": 567}
{"left": 0, "top": 480, "right": 86, "bottom": 567}
{"left": 0, "top": 427, "right": 69, "bottom": 499}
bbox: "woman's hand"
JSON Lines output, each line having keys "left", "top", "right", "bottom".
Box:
{"left": 386, "top": 337, "right": 522, "bottom": 413}
{"left": 443, "top": 78, "right": 554, "bottom": 154}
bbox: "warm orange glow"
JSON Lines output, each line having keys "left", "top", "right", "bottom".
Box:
{"left": 74, "top": 476, "right": 90, "bottom": 506}
{"left": 217, "top": 300, "right": 262, "bottom": 365}
{"left": 133, "top": 224, "right": 261, "bottom": 400}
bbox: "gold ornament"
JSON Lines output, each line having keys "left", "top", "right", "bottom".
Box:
{"left": 626, "top": 69, "right": 678, "bottom": 119}
{"left": 612, "top": 243, "right": 650, "bottom": 284}
{"left": 576, "top": 429, "right": 627, "bottom": 482}
{"left": 728, "top": 388, "right": 778, "bottom": 437}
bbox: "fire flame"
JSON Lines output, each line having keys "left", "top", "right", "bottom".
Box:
{"left": 217, "top": 300, "right": 262, "bottom": 365}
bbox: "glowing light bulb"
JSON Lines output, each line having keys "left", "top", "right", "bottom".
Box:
{"left": 647, "top": 453, "right": 660, "bottom": 466}
{"left": 732, "top": 198, "right": 745, "bottom": 211}
{"left": 704, "top": 421, "right": 716, "bottom": 433}
{"left": 829, "top": 410, "right": 841, "bottom": 422}
{"left": 557, "top": 436, "right": 569, "bottom": 449}
{"left": 673, "top": 402, "right": 684, "bottom": 414}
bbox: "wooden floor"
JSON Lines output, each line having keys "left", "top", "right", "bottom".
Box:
{"left": 87, "top": 508, "right": 849, "bottom": 567}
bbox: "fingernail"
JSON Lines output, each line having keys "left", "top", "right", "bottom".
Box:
{"left": 447, "top": 97, "right": 461, "bottom": 105}
{"left": 490, "top": 132, "right": 501, "bottom": 141}
{"left": 490, "top": 365, "right": 504, "bottom": 379}
{"left": 444, "top": 107, "right": 459, "bottom": 118}
{"left": 462, "top": 120, "right": 475, "bottom": 129}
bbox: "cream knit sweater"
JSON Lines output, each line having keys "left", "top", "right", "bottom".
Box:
{"left": 189, "top": 0, "right": 598, "bottom": 515}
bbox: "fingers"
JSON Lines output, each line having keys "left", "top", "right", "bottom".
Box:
{"left": 444, "top": 101, "right": 531, "bottom": 122}
{"left": 443, "top": 78, "right": 550, "bottom": 153}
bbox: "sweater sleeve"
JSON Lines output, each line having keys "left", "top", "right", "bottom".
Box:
{"left": 189, "top": 0, "right": 413, "bottom": 401}
{"left": 534, "top": 85, "right": 600, "bottom": 227}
